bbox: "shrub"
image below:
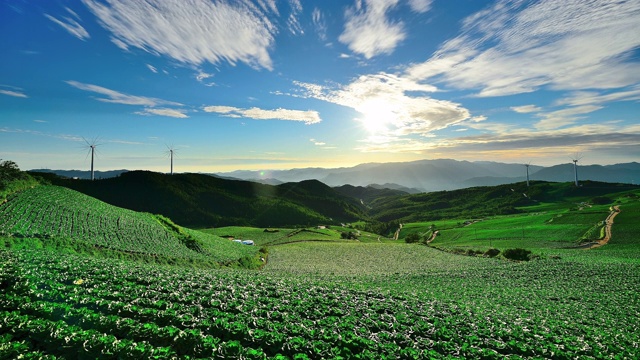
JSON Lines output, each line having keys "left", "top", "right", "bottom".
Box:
{"left": 502, "top": 248, "right": 532, "bottom": 261}
{"left": 341, "top": 231, "right": 359, "bottom": 240}
{"left": 484, "top": 248, "right": 500, "bottom": 258}
{"left": 404, "top": 233, "right": 421, "bottom": 243}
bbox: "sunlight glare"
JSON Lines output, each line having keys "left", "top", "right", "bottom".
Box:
{"left": 358, "top": 101, "right": 395, "bottom": 134}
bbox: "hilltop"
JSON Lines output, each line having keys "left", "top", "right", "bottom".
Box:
{"left": 41, "top": 171, "right": 370, "bottom": 228}
{"left": 34, "top": 159, "right": 640, "bottom": 192}
{"left": 367, "top": 180, "right": 638, "bottom": 223}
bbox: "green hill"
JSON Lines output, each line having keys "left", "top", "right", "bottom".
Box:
{"left": 368, "top": 180, "right": 638, "bottom": 223}
{"left": 0, "top": 184, "right": 257, "bottom": 267}
{"left": 42, "top": 171, "right": 367, "bottom": 228}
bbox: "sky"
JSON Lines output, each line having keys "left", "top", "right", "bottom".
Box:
{"left": 1, "top": 0, "right": 639, "bottom": 173}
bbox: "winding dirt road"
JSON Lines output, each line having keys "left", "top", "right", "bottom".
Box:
{"left": 584, "top": 205, "right": 620, "bottom": 249}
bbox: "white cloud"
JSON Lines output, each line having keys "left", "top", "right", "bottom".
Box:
{"left": 312, "top": 8, "right": 328, "bottom": 41}
{"left": 146, "top": 64, "right": 158, "bottom": 73}
{"left": 407, "top": 0, "right": 640, "bottom": 96}
{"left": 136, "top": 108, "right": 188, "bottom": 118}
{"left": 310, "top": 138, "right": 326, "bottom": 146}
{"left": 66, "top": 80, "right": 182, "bottom": 107}
{"left": 535, "top": 105, "right": 603, "bottom": 130}
{"left": 0, "top": 89, "right": 27, "bottom": 98}
{"left": 82, "top": 0, "right": 277, "bottom": 70}
{"left": 339, "top": 0, "right": 406, "bottom": 58}
{"left": 408, "top": 0, "right": 432, "bottom": 13}
{"left": 555, "top": 87, "right": 640, "bottom": 107}
{"left": 511, "top": 105, "right": 542, "bottom": 113}
{"left": 355, "top": 121, "right": 640, "bottom": 158}
{"left": 203, "top": 105, "right": 321, "bottom": 124}
{"left": 287, "top": 0, "right": 303, "bottom": 35}
{"left": 295, "top": 72, "right": 468, "bottom": 138}
{"left": 44, "top": 7, "right": 90, "bottom": 41}
{"left": 196, "top": 71, "right": 215, "bottom": 86}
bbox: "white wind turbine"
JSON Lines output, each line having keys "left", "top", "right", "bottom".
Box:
{"left": 524, "top": 162, "right": 532, "bottom": 187}
{"left": 82, "top": 137, "right": 101, "bottom": 181}
{"left": 165, "top": 145, "right": 178, "bottom": 175}
{"left": 570, "top": 153, "right": 583, "bottom": 187}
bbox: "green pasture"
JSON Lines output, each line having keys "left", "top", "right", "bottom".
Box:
{"left": 404, "top": 193, "right": 635, "bottom": 252}
{"left": 204, "top": 225, "right": 391, "bottom": 246}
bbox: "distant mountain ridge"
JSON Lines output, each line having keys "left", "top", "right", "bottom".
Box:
{"left": 32, "top": 159, "right": 640, "bottom": 192}
{"left": 218, "top": 160, "right": 640, "bottom": 191}
{"left": 29, "top": 169, "right": 129, "bottom": 180}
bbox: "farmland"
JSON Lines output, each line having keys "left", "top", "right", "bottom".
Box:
{"left": 1, "top": 172, "right": 640, "bottom": 358}
{"left": 0, "top": 185, "right": 258, "bottom": 266}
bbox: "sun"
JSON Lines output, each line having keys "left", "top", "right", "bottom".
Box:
{"left": 357, "top": 101, "right": 394, "bottom": 133}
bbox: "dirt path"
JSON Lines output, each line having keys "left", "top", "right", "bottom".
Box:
{"left": 393, "top": 224, "right": 403, "bottom": 240}
{"left": 583, "top": 205, "right": 620, "bottom": 249}
{"left": 426, "top": 230, "right": 439, "bottom": 244}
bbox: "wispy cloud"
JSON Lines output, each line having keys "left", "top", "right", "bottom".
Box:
{"left": 407, "top": 0, "right": 640, "bottom": 97}
{"left": 66, "top": 80, "right": 182, "bottom": 107}
{"left": 339, "top": 0, "right": 406, "bottom": 58}
{"left": 312, "top": 8, "right": 328, "bottom": 41}
{"left": 44, "top": 7, "right": 90, "bottom": 41}
{"left": 554, "top": 87, "right": 640, "bottom": 107}
{"left": 82, "top": 0, "right": 277, "bottom": 70}
{"left": 408, "top": 0, "right": 432, "bottom": 13}
{"left": 286, "top": 0, "right": 303, "bottom": 35}
{"left": 354, "top": 122, "right": 640, "bottom": 161}
{"left": 0, "top": 89, "right": 27, "bottom": 98}
{"left": 135, "top": 108, "right": 189, "bottom": 119}
{"left": 511, "top": 105, "right": 542, "bottom": 113}
{"left": 146, "top": 64, "right": 157, "bottom": 73}
{"left": 534, "top": 105, "right": 603, "bottom": 130}
{"left": 195, "top": 71, "right": 216, "bottom": 86}
{"left": 203, "top": 105, "right": 321, "bottom": 124}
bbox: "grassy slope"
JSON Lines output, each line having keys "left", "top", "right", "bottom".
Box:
{"left": 0, "top": 185, "right": 257, "bottom": 267}
{"left": 46, "top": 171, "right": 366, "bottom": 228}
{"left": 369, "top": 180, "right": 637, "bottom": 223}
{"left": 402, "top": 186, "right": 639, "bottom": 253}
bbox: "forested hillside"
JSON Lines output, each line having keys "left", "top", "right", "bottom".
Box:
{"left": 43, "top": 171, "right": 367, "bottom": 228}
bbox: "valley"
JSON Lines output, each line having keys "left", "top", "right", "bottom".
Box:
{"left": 1, "top": 162, "right": 639, "bottom": 358}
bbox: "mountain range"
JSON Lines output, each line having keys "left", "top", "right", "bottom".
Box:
{"left": 32, "top": 159, "right": 640, "bottom": 192}
{"left": 218, "top": 159, "right": 640, "bottom": 191}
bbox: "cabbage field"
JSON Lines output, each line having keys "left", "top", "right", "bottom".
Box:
{"left": 0, "top": 185, "right": 256, "bottom": 265}
{"left": 2, "top": 242, "right": 640, "bottom": 359}
{"left": 1, "top": 184, "right": 639, "bottom": 358}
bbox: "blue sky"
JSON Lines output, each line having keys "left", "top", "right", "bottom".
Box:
{"left": 1, "top": 0, "right": 639, "bottom": 173}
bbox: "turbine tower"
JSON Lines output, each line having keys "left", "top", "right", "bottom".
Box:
{"left": 524, "top": 162, "right": 531, "bottom": 187}
{"left": 571, "top": 153, "right": 583, "bottom": 187}
{"left": 83, "top": 138, "right": 101, "bottom": 181}
{"left": 165, "top": 145, "right": 178, "bottom": 175}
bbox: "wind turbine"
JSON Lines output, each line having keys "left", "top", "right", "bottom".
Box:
{"left": 165, "top": 145, "right": 178, "bottom": 175}
{"left": 524, "top": 162, "right": 532, "bottom": 187}
{"left": 82, "top": 137, "right": 101, "bottom": 181}
{"left": 570, "top": 153, "right": 583, "bottom": 187}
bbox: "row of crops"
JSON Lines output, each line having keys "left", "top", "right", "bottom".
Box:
{"left": 0, "top": 185, "right": 214, "bottom": 261}
{"left": 2, "top": 247, "right": 639, "bottom": 359}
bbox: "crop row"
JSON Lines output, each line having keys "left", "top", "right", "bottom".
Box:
{"left": 0, "top": 186, "right": 207, "bottom": 260}
{"left": 2, "top": 248, "right": 639, "bottom": 359}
